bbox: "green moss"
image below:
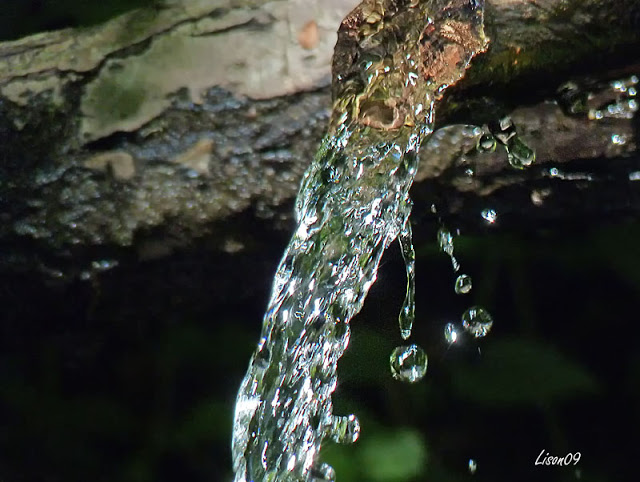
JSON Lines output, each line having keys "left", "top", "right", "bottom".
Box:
{"left": 85, "top": 75, "right": 148, "bottom": 126}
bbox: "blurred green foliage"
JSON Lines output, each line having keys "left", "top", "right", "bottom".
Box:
{"left": 323, "top": 428, "right": 428, "bottom": 482}
{"left": 0, "top": 0, "right": 158, "bottom": 41}
{"left": 449, "top": 339, "right": 599, "bottom": 406}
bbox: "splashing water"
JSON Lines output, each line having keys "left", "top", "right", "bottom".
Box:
{"left": 232, "top": 1, "right": 488, "bottom": 480}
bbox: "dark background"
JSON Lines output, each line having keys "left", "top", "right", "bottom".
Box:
{"left": 2, "top": 204, "right": 639, "bottom": 482}
{"left": 1, "top": 1, "right": 639, "bottom": 482}
{"left": 0, "top": 0, "right": 158, "bottom": 42}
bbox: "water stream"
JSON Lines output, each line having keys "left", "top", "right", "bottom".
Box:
{"left": 232, "top": 1, "right": 488, "bottom": 480}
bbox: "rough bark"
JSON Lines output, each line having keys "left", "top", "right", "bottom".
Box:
{"left": 0, "top": 0, "right": 639, "bottom": 277}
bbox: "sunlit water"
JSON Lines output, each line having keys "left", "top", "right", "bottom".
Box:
{"left": 232, "top": 1, "right": 489, "bottom": 480}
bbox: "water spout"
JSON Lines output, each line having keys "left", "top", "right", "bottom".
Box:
{"left": 232, "top": 1, "right": 488, "bottom": 480}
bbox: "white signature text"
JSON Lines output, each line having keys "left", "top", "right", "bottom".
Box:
{"left": 535, "top": 449, "right": 581, "bottom": 466}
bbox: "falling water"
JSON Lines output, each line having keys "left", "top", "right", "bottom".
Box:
{"left": 232, "top": 1, "right": 488, "bottom": 480}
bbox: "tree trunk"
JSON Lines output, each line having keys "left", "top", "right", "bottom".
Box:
{"left": 0, "top": 0, "right": 639, "bottom": 276}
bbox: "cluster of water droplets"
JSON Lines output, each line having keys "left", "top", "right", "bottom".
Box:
{"left": 558, "top": 74, "right": 640, "bottom": 185}
{"left": 557, "top": 75, "right": 639, "bottom": 120}
{"left": 435, "top": 226, "right": 493, "bottom": 347}
{"left": 388, "top": 218, "right": 496, "bottom": 385}
{"left": 387, "top": 101, "right": 545, "bottom": 382}
{"left": 448, "top": 115, "right": 536, "bottom": 224}
{"left": 387, "top": 115, "right": 540, "bottom": 391}
{"left": 588, "top": 75, "right": 638, "bottom": 121}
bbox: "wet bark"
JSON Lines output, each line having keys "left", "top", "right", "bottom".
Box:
{"left": 0, "top": 0, "right": 639, "bottom": 277}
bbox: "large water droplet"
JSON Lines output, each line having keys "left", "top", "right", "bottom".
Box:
{"left": 462, "top": 306, "right": 493, "bottom": 338}
{"left": 477, "top": 133, "right": 496, "bottom": 152}
{"left": 506, "top": 136, "right": 536, "bottom": 169}
{"left": 390, "top": 344, "right": 428, "bottom": 383}
{"left": 398, "top": 221, "right": 416, "bottom": 340}
{"left": 328, "top": 414, "right": 361, "bottom": 444}
{"left": 444, "top": 323, "right": 459, "bottom": 344}
{"left": 455, "top": 274, "right": 472, "bottom": 294}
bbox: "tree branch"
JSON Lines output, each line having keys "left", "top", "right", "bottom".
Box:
{"left": 0, "top": 0, "right": 638, "bottom": 276}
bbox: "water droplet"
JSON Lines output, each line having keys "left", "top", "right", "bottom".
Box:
{"left": 465, "top": 167, "right": 475, "bottom": 177}
{"left": 462, "top": 306, "right": 494, "bottom": 338}
{"left": 506, "top": 136, "right": 535, "bottom": 169}
{"left": 310, "top": 462, "right": 336, "bottom": 481}
{"left": 611, "top": 134, "right": 627, "bottom": 145}
{"left": 556, "top": 81, "right": 588, "bottom": 116}
{"left": 468, "top": 459, "right": 477, "bottom": 474}
{"left": 437, "top": 228, "right": 454, "bottom": 255}
{"left": 477, "top": 134, "right": 496, "bottom": 152}
{"left": 454, "top": 274, "right": 472, "bottom": 294}
{"left": 490, "top": 116, "right": 517, "bottom": 145}
{"left": 481, "top": 209, "right": 497, "bottom": 224}
{"left": 444, "top": 323, "right": 459, "bottom": 344}
{"left": 398, "top": 222, "right": 416, "bottom": 340}
{"left": 328, "top": 414, "right": 360, "bottom": 444}
{"left": 612, "top": 80, "right": 627, "bottom": 92}
{"left": 390, "top": 344, "right": 428, "bottom": 383}
{"left": 91, "top": 259, "right": 119, "bottom": 272}
{"left": 451, "top": 256, "right": 460, "bottom": 272}
{"left": 588, "top": 108, "right": 604, "bottom": 120}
